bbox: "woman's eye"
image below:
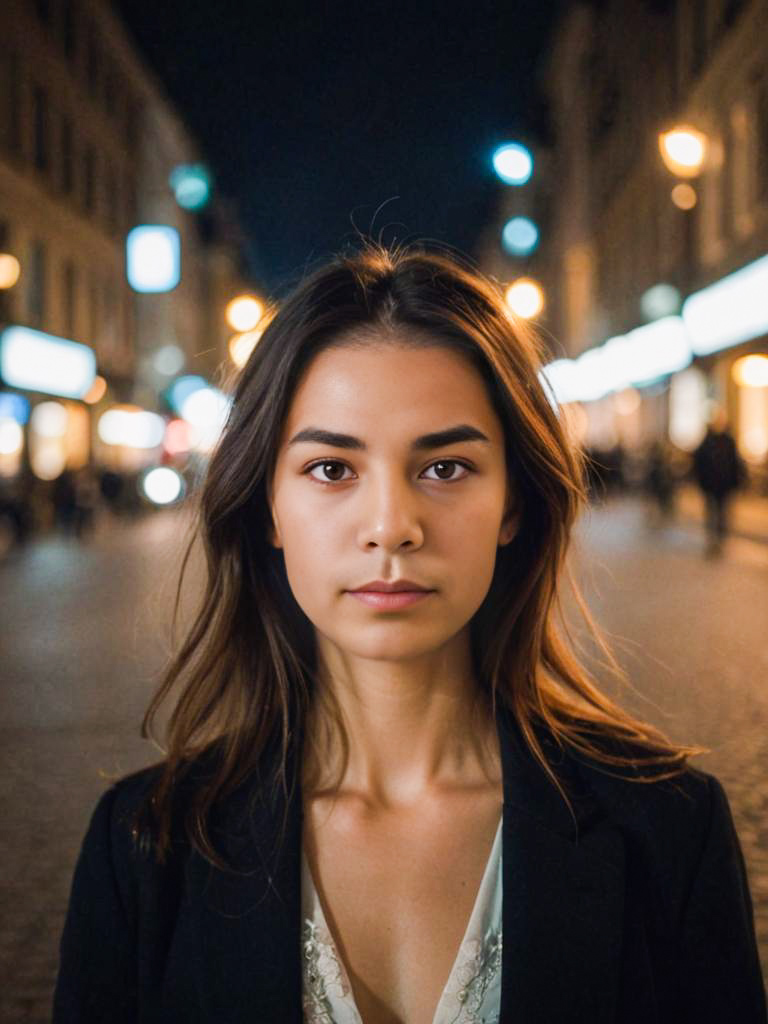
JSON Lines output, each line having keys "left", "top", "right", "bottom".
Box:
{"left": 304, "top": 459, "right": 473, "bottom": 485}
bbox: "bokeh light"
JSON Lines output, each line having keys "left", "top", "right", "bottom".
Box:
{"left": 671, "top": 183, "right": 697, "bottom": 210}
{"left": 0, "top": 254, "right": 21, "bottom": 289}
{"left": 501, "top": 217, "right": 539, "bottom": 257}
{"left": 169, "top": 164, "right": 212, "bottom": 211}
{"left": 492, "top": 142, "right": 533, "bottom": 185}
{"left": 659, "top": 126, "right": 708, "bottom": 177}
{"left": 152, "top": 344, "right": 185, "bottom": 376}
{"left": 505, "top": 278, "right": 544, "bottom": 318}
{"left": 641, "top": 283, "right": 681, "bottom": 321}
{"left": 225, "top": 295, "right": 264, "bottom": 333}
{"left": 141, "top": 466, "right": 185, "bottom": 505}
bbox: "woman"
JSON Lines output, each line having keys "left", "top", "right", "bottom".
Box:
{"left": 53, "top": 243, "right": 767, "bottom": 1023}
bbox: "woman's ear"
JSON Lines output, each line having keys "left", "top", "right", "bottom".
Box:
{"left": 498, "top": 493, "right": 520, "bottom": 547}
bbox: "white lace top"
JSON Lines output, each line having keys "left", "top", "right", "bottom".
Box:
{"left": 301, "top": 815, "right": 503, "bottom": 1024}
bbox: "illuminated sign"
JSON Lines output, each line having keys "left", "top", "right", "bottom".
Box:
{"left": 0, "top": 326, "right": 96, "bottom": 399}
{"left": 683, "top": 253, "right": 768, "bottom": 355}
{"left": 126, "top": 225, "right": 181, "bottom": 293}
{"left": 541, "top": 317, "right": 692, "bottom": 405}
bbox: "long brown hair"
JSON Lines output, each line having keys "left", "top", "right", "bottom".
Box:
{"left": 135, "top": 240, "right": 707, "bottom": 869}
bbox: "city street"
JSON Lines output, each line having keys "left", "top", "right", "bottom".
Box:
{"left": 1, "top": 497, "right": 767, "bottom": 1020}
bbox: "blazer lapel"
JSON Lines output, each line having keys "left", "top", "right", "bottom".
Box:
{"left": 188, "top": 740, "right": 305, "bottom": 1023}
{"left": 497, "top": 707, "right": 626, "bottom": 1023}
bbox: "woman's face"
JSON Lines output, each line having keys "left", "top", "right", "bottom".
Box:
{"left": 267, "top": 338, "right": 518, "bottom": 663}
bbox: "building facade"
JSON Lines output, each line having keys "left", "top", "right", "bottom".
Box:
{"left": 539, "top": 0, "right": 768, "bottom": 479}
{"left": 0, "top": 0, "right": 254, "bottom": 530}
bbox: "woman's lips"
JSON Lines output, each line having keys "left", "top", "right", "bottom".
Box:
{"left": 346, "top": 590, "right": 434, "bottom": 610}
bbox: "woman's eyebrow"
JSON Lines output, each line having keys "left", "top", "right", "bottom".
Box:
{"left": 286, "top": 424, "right": 492, "bottom": 451}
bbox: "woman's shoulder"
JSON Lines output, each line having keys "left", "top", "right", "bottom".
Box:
{"left": 85, "top": 742, "right": 228, "bottom": 866}
{"left": 558, "top": 723, "right": 729, "bottom": 865}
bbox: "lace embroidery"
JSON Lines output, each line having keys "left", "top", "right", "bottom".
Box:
{"left": 301, "top": 919, "right": 502, "bottom": 1024}
{"left": 443, "top": 930, "right": 502, "bottom": 1024}
{"left": 302, "top": 919, "right": 353, "bottom": 1024}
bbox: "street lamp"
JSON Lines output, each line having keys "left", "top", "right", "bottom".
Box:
{"left": 505, "top": 278, "right": 545, "bottom": 319}
{"left": 657, "top": 123, "right": 709, "bottom": 291}
{"left": 0, "top": 254, "right": 21, "bottom": 289}
{"left": 658, "top": 126, "right": 708, "bottom": 177}
{"left": 225, "top": 294, "right": 264, "bottom": 333}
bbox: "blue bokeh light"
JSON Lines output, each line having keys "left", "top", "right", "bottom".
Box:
{"left": 501, "top": 217, "right": 539, "bottom": 257}
{"left": 492, "top": 142, "right": 534, "bottom": 185}
{"left": 169, "top": 164, "right": 212, "bottom": 212}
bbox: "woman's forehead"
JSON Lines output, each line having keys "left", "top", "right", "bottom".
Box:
{"left": 287, "top": 342, "right": 494, "bottom": 417}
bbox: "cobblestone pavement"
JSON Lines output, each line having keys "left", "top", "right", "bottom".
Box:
{"left": 571, "top": 495, "right": 768, "bottom": 990}
{"left": 0, "top": 498, "right": 766, "bottom": 1020}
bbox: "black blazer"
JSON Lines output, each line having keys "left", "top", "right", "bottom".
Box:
{"left": 53, "top": 707, "right": 767, "bottom": 1023}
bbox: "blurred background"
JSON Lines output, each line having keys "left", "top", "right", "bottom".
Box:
{"left": 1, "top": 0, "right": 767, "bottom": 1017}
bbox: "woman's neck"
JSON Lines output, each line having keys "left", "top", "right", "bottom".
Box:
{"left": 302, "top": 648, "right": 501, "bottom": 808}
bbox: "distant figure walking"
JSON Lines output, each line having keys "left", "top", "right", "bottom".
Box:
{"left": 692, "top": 411, "right": 745, "bottom": 556}
{"left": 644, "top": 440, "right": 676, "bottom": 526}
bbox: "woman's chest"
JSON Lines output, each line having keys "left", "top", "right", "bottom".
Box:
{"left": 302, "top": 793, "right": 503, "bottom": 1024}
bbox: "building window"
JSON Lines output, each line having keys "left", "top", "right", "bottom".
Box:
{"left": 63, "top": 260, "right": 77, "bottom": 338}
{"left": 62, "top": 0, "right": 78, "bottom": 61}
{"left": 35, "top": 0, "right": 52, "bottom": 24}
{"left": 730, "top": 100, "right": 753, "bottom": 236}
{"left": 89, "top": 273, "right": 100, "bottom": 348}
{"left": 106, "top": 159, "right": 120, "bottom": 233}
{"left": 124, "top": 167, "right": 138, "bottom": 227}
{"left": 0, "top": 50, "right": 23, "bottom": 157}
{"left": 86, "top": 23, "right": 100, "bottom": 97}
{"left": 691, "top": 5, "right": 708, "bottom": 76}
{"left": 104, "top": 68, "right": 118, "bottom": 117}
{"left": 719, "top": 116, "right": 733, "bottom": 242}
{"left": 124, "top": 98, "right": 140, "bottom": 149}
{"left": 723, "top": 0, "right": 747, "bottom": 28}
{"left": 757, "top": 77, "right": 768, "bottom": 204}
{"left": 32, "top": 84, "right": 50, "bottom": 173}
{"left": 84, "top": 145, "right": 96, "bottom": 213}
{"left": 28, "top": 240, "right": 47, "bottom": 325}
{"left": 0, "top": 221, "right": 9, "bottom": 321}
{"left": 60, "top": 115, "right": 74, "bottom": 194}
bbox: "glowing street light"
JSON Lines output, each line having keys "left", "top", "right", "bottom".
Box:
{"left": 658, "top": 125, "right": 708, "bottom": 178}
{"left": 0, "top": 254, "right": 21, "bottom": 289}
{"left": 225, "top": 294, "right": 264, "bottom": 333}
{"left": 492, "top": 142, "right": 533, "bottom": 185}
{"left": 505, "top": 278, "right": 545, "bottom": 319}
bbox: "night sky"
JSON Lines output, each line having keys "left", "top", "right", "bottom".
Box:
{"left": 115, "top": 1, "right": 562, "bottom": 292}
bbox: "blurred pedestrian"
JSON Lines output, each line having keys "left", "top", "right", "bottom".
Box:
{"left": 691, "top": 409, "right": 746, "bottom": 557}
{"left": 644, "top": 439, "right": 676, "bottom": 526}
{"left": 73, "top": 467, "right": 99, "bottom": 539}
{"left": 98, "top": 467, "right": 124, "bottom": 516}
{"left": 52, "top": 467, "right": 78, "bottom": 535}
